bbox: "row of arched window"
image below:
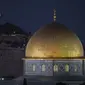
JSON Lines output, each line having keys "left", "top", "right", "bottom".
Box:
{"left": 31, "top": 64, "right": 78, "bottom": 72}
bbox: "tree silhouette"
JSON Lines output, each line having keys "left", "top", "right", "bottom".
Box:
{"left": 56, "top": 82, "right": 67, "bottom": 85}
{"left": 80, "top": 82, "right": 85, "bottom": 85}
{"left": 23, "top": 78, "right": 27, "bottom": 85}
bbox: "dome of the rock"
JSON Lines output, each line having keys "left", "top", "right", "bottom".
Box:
{"left": 25, "top": 22, "right": 84, "bottom": 58}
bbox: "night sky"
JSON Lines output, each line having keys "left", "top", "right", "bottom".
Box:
{"left": 0, "top": 0, "right": 85, "bottom": 44}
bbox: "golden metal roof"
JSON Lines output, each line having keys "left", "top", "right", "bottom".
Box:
{"left": 25, "top": 23, "right": 84, "bottom": 58}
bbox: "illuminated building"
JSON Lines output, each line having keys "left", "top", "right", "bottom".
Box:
{"left": 22, "top": 9, "right": 85, "bottom": 85}
{"left": 0, "top": 23, "right": 31, "bottom": 78}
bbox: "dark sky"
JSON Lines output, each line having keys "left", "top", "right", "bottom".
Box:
{"left": 0, "top": 0, "right": 85, "bottom": 44}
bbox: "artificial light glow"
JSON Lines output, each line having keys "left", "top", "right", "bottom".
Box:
{"left": 54, "top": 16, "right": 56, "bottom": 19}
{"left": 13, "top": 31, "right": 15, "bottom": 33}
{"left": 54, "top": 64, "right": 58, "bottom": 72}
{"left": 74, "top": 65, "right": 77, "bottom": 72}
{"left": 41, "top": 64, "right": 46, "bottom": 72}
{"left": 32, "top": 64, "right": 36, "bottom": 71}
{"left": 25, "top": 23, "right": 84, "bottom": 58}
{"left": 65, "top": 64, "right": 69, "bottom": 72}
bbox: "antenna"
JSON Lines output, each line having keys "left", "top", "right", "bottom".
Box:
{"left": 53, "top": 9, "right": 56, "bottom": 22}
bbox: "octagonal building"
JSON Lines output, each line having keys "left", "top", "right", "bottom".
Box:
{"left": 23, "top": 9, "right": 85, "bottom": 85}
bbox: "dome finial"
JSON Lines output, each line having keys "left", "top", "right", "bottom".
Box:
{"left": 53, "top": 9, "right": 56, "bottom": 22}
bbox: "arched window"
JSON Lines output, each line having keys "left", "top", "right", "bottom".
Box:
{"left": 65, "top": 64, "right": 69, "bottom": 72}
{"left": 32, "top": 64, "right": 36, "bottom": 71}
{"left": 53, "top": 64, "right": 58, "bottom": 72}
{"left": 74, "top": 65, "right": 77, "bottom": 72}
{"left": 41, "top": 64, "right": 46, "bottom": 72}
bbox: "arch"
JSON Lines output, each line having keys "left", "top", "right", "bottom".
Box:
{"left": 32, "top": 64, "right": 36, "bottom": 71}
{"left": 41, "top": 64, "right": 46, "bottom": 72}
{"left": 74, "top": 65, "right": 77, "bottom": 72}
{"left": 54, "top": 64, "right": 58, "bottom": 72}
{"left": 65, "top": 64, "right": 69, "bottom": 72}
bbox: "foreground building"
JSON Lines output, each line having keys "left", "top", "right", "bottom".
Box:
{"left": 0, "top": 23, "right": 31, "bottom": 78}
{"left": 22, "top": 9, "right": 85, "bottom": 85}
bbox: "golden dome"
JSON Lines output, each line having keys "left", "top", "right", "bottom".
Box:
{"left": 25, "top": 22, "right": 84, "bottom": 58}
